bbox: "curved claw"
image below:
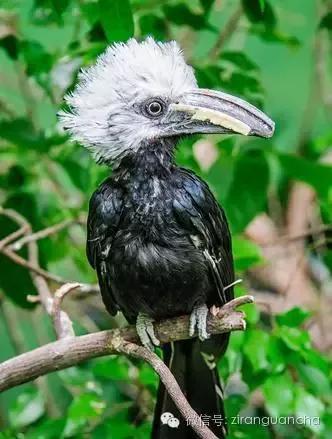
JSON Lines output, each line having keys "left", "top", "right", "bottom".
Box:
{"left": 189, "top": 304, "right": 210, "bottom": 341}
{"left": 136, "top": 313, "right": 160, "bottom": 350}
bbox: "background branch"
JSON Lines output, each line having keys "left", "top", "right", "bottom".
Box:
{"left": 208, "top": 5, "right": 243, "bottom": 59}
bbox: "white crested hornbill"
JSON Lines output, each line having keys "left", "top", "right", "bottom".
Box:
{"left": 60, "top": 38, "right": 274, "bottom": 438}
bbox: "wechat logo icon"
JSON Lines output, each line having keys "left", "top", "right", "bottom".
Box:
{"left": 161, "top": 412, "right": 180, "bottom": 428}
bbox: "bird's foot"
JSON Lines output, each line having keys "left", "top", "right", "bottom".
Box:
{"left": 189, "top": 303, "right": 210, "bottom": 341}
{"left": 136, "top": 313, "right": 160, "bottom": 350}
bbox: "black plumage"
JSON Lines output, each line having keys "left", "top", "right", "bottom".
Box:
{"left": 62, "top": 37, "right": 273, "bottom": 439}
{"left": 87, "top": 139, "right": 234, "bottom": 438}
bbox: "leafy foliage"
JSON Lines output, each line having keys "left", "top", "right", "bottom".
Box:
{"left": 0, "top": 0, "right": 331, "bottom": 438}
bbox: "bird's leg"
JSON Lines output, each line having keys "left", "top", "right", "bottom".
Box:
{"left": 189, "top": 303, "right": 210, "bottom": 341}
{"left": 136, "top": 313, "right": 160, "bottom": 350}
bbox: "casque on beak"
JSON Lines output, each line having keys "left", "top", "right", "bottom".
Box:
{"left": 169, "top": 88, "right": 275, "bottom": 138}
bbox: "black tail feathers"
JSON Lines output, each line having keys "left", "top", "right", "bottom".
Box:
{"left": 152, "top": 336, "right": 228, "bottom": 439}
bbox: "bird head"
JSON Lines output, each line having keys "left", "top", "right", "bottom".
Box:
{"left": 59, "top": 37, "right": 274, "bottom": 166}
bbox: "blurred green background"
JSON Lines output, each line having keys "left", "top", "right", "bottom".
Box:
{"left": 0, "top": 0, "right": 332, "bottom": 438}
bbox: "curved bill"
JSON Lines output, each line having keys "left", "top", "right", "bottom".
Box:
{"left": 168, "top": 89, "right": 275, "bottom": 138}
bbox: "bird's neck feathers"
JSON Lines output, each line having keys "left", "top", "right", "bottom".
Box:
{"left": 113, "top": 137, "right": 177, "bottom": 183}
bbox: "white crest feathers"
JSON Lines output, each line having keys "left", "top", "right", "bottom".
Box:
{"left": 59, "top": 37, "right": 197, "bottom": 164}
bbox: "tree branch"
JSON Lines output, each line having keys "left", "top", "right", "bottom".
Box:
{"left": 0, "top": 225, "right": 29, "bottom": 251}
{"left": 0, "top": 295, "right": 252, "bottom": 438}
{"left": 0, "top": 208, "right": 98, "bottom": 295}
{"left": 0, "top": 295, "right": 252, "bottom": 393}
{"left": 119, "top": 341, "right": 219, "bottom": 439}
{"left": 50, "top": 283, "right": 81, "bottom": 339}
{"left": 9, "top": 218, "right": 77, "bottom": 251}
{"left": 208, "top": 5, "right": 243, "bottom": 60}
{"left": 0, "top": 208, "right": 76, "bottom": 339}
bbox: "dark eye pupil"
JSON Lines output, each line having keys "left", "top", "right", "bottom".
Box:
{"left": 148, "top": 102, "right": 162, "bottom": 114}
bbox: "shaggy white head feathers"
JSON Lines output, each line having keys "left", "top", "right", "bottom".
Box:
{"left": 59, "top": 37, "right": 197, "bottom": 165}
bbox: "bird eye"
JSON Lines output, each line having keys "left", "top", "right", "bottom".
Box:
{"left": 146, "top": 100, "right": 164, "bottom": 117}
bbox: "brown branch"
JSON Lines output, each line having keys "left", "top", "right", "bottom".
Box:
{"left": 9, "top": 218, "right": 76, "bottom": 251}
{"left": 0, "top": 246, "right": 68, "bottom": 284}
{"left": 261, "top": 224, "right": 332, "bottom": 247}
{"left": 0, "top": 209, "right": 98, "bottom": 295}
{"left": 0, "top": 295, "right": 252, "bottom": 391}
{"left": 119, "top": 342, "right": 218, "bottom": 439}
{"left": 0, "top": 225, "right": 29, "bottom": 251}
{"left": 316, "top": 5, "right": 332, "bottom": 117}
{"left": 50, "top": 283, "right": 81, "bottom": 339}
{"left": 1, "top": 244, "right": 99, "bottom": 295}
{"left": 208, "top": 5, "right": 243, "bottom": 60}
{"left": 0, "top": 209, "right": 75, "bottom": 339}
{"left": 0, "top": 295, "right": 251, "bottom": 438}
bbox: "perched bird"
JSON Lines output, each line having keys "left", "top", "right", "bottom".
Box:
{"left": 60, "top": 38, "right": 274, "bottom": 438}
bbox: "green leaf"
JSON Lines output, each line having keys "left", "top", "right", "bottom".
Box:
{"left": 225, "top": 394, "right": 247, "bottom": 418}
{"left": 320, "top": 12, "right": 332, "bottom": 30}
{"left": 25, "top": 419, "right": 66, "bottom": 439}
{"left": 297, "top": 364, "right": 331, "bottom": 397}
{"left": 259, "top": 0, "right": 265, "bottom": 11}
{"left": 0, "top": 35, "right": 19, "bottom": 60}
{"left": 9, "top": 389, "right": 45, "bottom": 429}
{"left": 98, "top": 0, "right": 134, "bottom": 43}
{"left": 242, "top": 0, "right": 276, "bottom": 27}
{"left": 224, "top": 331, "right": 245, "bottom": 374}
{"left": 195, "top": 65, "right": 223, "bottom": 88}
{"left": 294, "top": 387, "right": 324, "bottom": 432}
{"left": 303, "top": 348, "right": 330, "bottom": 375}
{"left": 91, "top": 418, "right": 136, "bottom": 439}
{"left": 243, "top": 329, "right": 269, "bottom": 372}
{"left": 263, "top": 372, "right": 295, "bottom": 416}
{"left": 21, "top": 41, "right": 53, "bottom": 76}
{"left": 92, "top": 357, "right": 129, "bottom": 380}
{"left": 279, "top": 153, "right": 332, "bottom": 198}
{"left": 252, "top": 28, "right": 300, "bottom": 48}
{"left": 59, "top": 367, "right": 95, "bottom": 387}
{"left": 205, "top": 144, "right": 234, "bottom": 201}
{"left": 139, "top": 364, "right": 157, "bottom": 388}
{"left": 0, "top": 118, "right": 45, "bottom": 150}
{"left": 277, "top": 326, "right": 311, "bottom": 353}
{"left": 223, "top": 71, "right": 263, "bottom": 97}
{"left": 199, "top": 0, "right": 214, "bottom": 13}
{"left": 267, "top": 336, "right": 286, "bottom": 374}
{"left": 139, "top": 14, "right": 167, "bottom": 41}
{"left": 63, "top": 393, "right": 106, "bottom": 437}
{"left": 221, "top": 51, "right": 259, "bottom": 72}
{"left": 163, "top": 4, "right": 210, "bottom": 30}
{"left": 233, "top": 236, "right": 263, "bottom": 271}
{"left": 50, "top": 0, "right": 71, "bottom": 18}
{"left": 224, "top": 150, "right": 269, "bottom": 232}
{"left": 276, "top": 307, "right": 311, "bottom": 328}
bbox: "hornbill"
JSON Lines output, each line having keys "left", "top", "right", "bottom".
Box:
{"left": 60, "top": 38, "right": 274, "bottom": 438}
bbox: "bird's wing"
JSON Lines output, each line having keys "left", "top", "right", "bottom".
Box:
{"left": 173, "top": 168, "right": 234, "bottom": 305}
{"left": 87, "top": 178, "right": 123, "bottom": 316}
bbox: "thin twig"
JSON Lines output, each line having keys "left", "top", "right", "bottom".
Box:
{"left": 50, "top": 283, "right": 81, "bottom": 339}
{"left": 0, "top": 246, "right": 69, "bottom": 285}
{"left": 0, "top": 209, "right": 96, "bottom": 294}
{"left": 0, "top": 225, "right": 29, "bottom": 251}
{"left": 262, "top": 224, "right": 332, "bottom": 247}
{"left": 208, "top": 5, "right": 243, "bottom": 60}
{"left": 10, "top": 219, "right": 76, "bottom": 251}
{"left": 0, "top": 208, "right": 75, "bottom": 338}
